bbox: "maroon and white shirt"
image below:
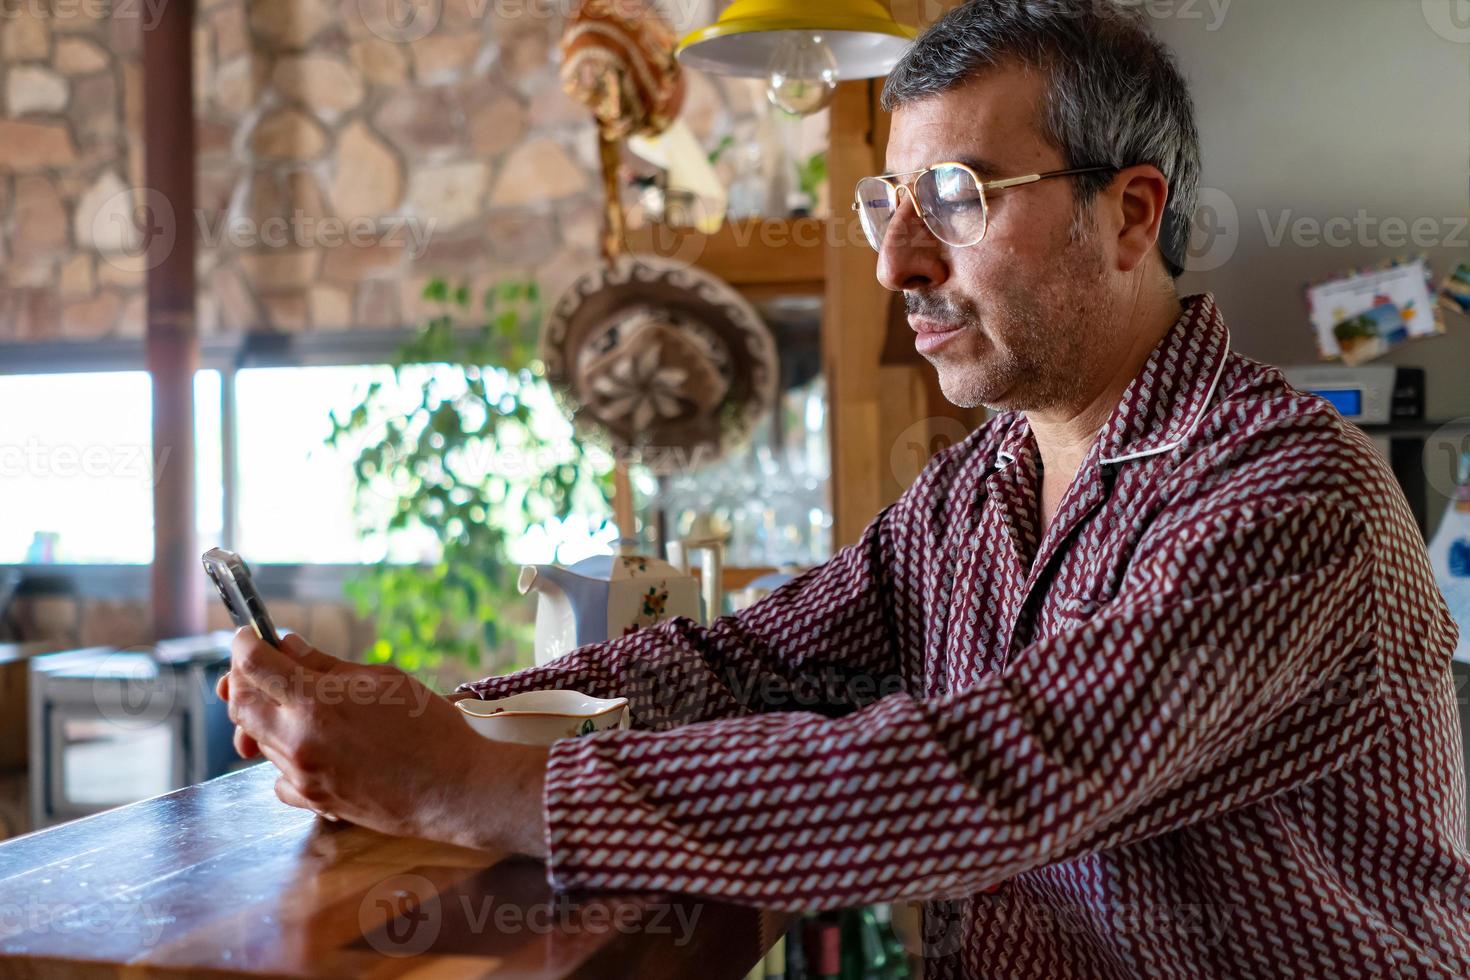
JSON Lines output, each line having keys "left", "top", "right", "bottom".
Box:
{"left": 463, "top": 295, "right": 1470, "bottom": 978}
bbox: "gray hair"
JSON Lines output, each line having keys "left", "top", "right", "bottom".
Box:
{"left": 881, "top": 0, "right": 1201, "bottom": 278}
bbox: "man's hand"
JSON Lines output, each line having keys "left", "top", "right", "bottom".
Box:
{"left": 221, "top": 628, "right": 549, "bottom": 857}
{"left": 216, "top": 671, "right": 476, "bottom": 759}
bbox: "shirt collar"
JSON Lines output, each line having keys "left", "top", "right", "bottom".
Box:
{"left": 988, "top": 294, "right": 1230, "bottom": 472}
{"left": 1097, "top": 293, "right": 1230, "bottom": 466}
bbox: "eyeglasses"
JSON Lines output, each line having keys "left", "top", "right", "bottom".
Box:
{"left": 852, "top": 163, "right": 1117, "bottom": 251}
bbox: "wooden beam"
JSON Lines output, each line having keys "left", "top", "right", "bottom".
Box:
{"left": 627, "top": 218, "right": 828, "bottom": 290}
{"left": 823, "top": 77, "right": 988, "bottom": 547}
{"left": 144, "top": 0, "right": 203, "bottom": 640}
{"left": 823, "top": 80, "right": 896, "bottom": 548}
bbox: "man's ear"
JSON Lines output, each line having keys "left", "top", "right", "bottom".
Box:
{"left": 1110, "top": 164, "right": 1171, "bottom": 274}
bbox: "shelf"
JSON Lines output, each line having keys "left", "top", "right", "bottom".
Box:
{"left": 1358, "top": 420, "right": 1470, "bottom": 437}
{"left": 625, "top": 218, "right": 830, "bottom": 297}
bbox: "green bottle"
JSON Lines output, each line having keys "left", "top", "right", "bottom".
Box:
{"left": 863, "top": 904, "right": 911, "bottom": 979}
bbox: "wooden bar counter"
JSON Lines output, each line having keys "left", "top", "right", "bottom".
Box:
{"left": 0, "top": 763, "right": 775, "bottom": 979}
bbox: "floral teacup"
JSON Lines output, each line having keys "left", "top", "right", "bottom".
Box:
{"left": 456, "top": 690, "right": 629, "bottom": 746}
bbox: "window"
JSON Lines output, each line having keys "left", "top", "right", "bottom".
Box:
{"left": 233, "top": 364, "right": 442, "bottom": 565}
{"left": 1, "top": 354, "right": 616, "bottom": 574}
{"left": 231, "top": 363, "right": 616, "bottom": 566}
{"left": 0, "top": 371, "right": 222, "bottom": 564}
{"left": 1, "top": 350, "right": 835, "bottom": 578}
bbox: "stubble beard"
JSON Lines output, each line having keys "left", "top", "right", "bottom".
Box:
{"left": 913, "top": 217, "right": 1111, "bottom": 414}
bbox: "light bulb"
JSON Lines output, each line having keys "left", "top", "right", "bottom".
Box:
{"left": 767, "top": 33, "right": 839, "bottom": 116}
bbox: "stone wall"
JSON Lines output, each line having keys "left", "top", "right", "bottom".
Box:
{"left": 0, "top": 0, "right": 765, "bottom": 341}
{"left": 0, "top": 2, "right": 146, "bottom": 339}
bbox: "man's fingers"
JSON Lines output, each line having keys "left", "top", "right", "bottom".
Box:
{"left": 231, "top": 627, "right": 312, "bottom": 704}
{"left": 254, "top": 730, "right": 316, "bottom": 793}
{"left": 273, "top": 774, "right": 311, "bottom": 811}
{"left": 272, "top": 774, "right": 338, "bottom": 821}
{"left": 229, "top": 678, "right": 293, "bottom": 749}
{"left": 229, "top": 628, "right": 351, "bottom": 768}
{"left": 233, "top": 724, "right": 261, "bottom": 760}
{"left": 280, "top": 632, "right": 341, "bottom": 673}
{"left": 216, "top": 671, "right": 230, "bottom": 702}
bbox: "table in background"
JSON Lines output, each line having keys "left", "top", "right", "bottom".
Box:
{"left": 0, "top": 642, "right": 64, "bottom": 840}
{"left": 0, "top": 764, "right": 778, "bottom": 979}
{"left": 26, "top": 637, "right": 237, "bottom": 830}
{"left": 0, "top": 643, "right": 62, "bottom": 769}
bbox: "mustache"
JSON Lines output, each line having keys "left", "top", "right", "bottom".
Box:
{"left": 905, "top": 291, "right": 980, "bottom": 326}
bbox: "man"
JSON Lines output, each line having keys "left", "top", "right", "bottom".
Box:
{"left": 224, "top": 1, "right": 1470, "bottom": 976}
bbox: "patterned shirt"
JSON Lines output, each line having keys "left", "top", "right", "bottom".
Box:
{"left": 462, "top": 295, "right": 1470, "bottom": 978}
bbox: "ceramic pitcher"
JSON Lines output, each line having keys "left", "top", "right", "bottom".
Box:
{"left": 518, "top": 546, "right": 702, "bottom": 666}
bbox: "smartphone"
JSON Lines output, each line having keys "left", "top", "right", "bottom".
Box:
{"left": 202, "top": 548, "right": 281, "bottom": 648}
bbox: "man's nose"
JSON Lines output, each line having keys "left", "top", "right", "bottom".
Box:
{"left": 876, "top": 192, "right": 950, "bottom": 293}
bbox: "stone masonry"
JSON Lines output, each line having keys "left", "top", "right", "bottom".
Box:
{"left": 0, "top": 0, "right": 764, "bottom": 341}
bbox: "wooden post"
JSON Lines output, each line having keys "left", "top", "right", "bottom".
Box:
{"left": 823, "top": 79, "right": 899, "bottom": 548}
{"left": 822, "top": 72, "right": 987, "bottom": 548}
{"left": 144, "top": 0, "right": 203, "bottom": 639}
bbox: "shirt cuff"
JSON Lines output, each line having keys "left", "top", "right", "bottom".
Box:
{"left": 541, "top": 731, "right": 649, "bottom": 894}
{"left": 455, "top": 672, "right": 541, "bottom": 700}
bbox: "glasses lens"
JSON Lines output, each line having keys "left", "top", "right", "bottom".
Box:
{"left": 915, "top": 164, "right": 987, "bottom": 247}
{"left": 855, "top": 177, "right": 896, "bottom": 251}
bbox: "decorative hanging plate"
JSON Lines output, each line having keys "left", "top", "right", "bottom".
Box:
{"left": 542, "top": 256, "right": 778, "bottom": 474}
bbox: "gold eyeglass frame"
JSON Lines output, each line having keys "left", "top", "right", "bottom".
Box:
{"left": 852, "top": 162, "right": 1117, "bottom": 250}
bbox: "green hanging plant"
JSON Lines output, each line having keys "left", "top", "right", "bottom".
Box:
{"left": 797, "top": 150, "right": 828, "bottom": 207}
{"left": 326, "top": 278, "right": 613, "bottom": 686}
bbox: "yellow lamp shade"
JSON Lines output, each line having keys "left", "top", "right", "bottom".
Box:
{"left": 677, "top": 0, "right": 918, "bottom": 80}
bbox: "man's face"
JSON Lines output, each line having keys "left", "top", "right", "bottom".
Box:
{"left": 879, "top": 63, "right": 1121, "bottom": 413}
